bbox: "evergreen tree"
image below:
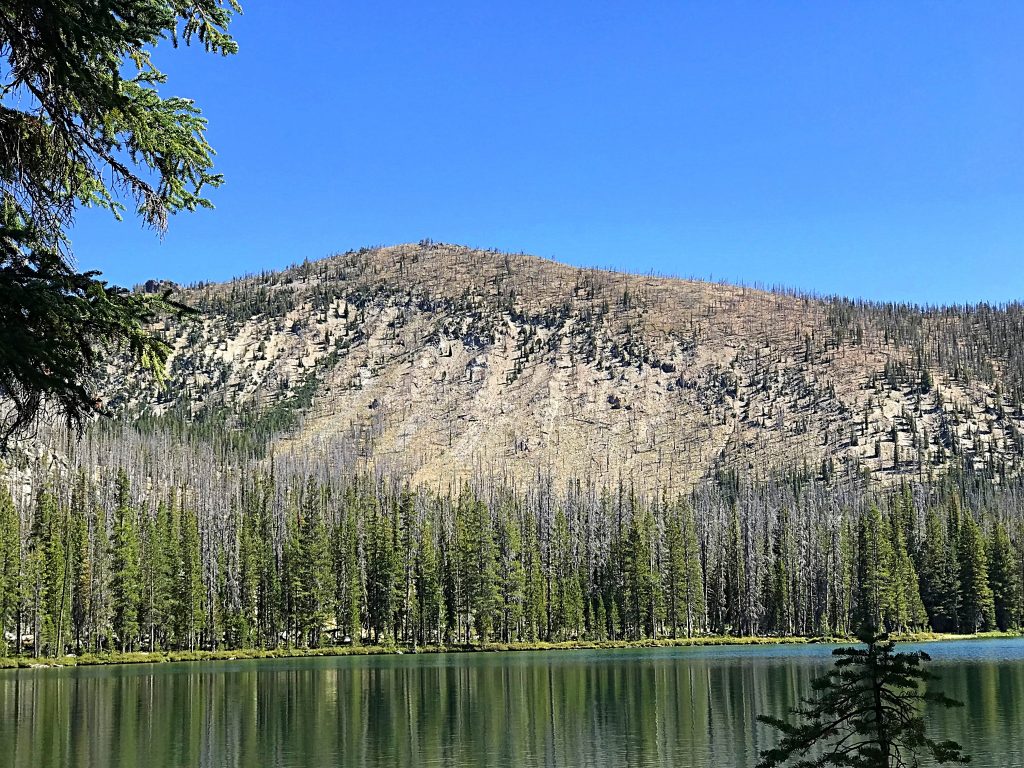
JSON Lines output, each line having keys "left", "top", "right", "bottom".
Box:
{"left": 395, "top": 488, "right": 417, "bottom": 645}
{"left": 495, "top": 501, "right": 526, "bottom": 642}
{"left": 90, "top": 496, "right": 112, "bottom": 652}
{"left": 334, "top": 491, "right": 363, "bottom": 645}
{"left": 856, "top": 505, "right": 895, "bottom": 633}
{"left": 707, "top": 545, "right": 727, "bottom": 635}
{"left": 766, "top": 508, "right": 795, "bottom": 636}
{"left": 957, "top": 513, "right": 995, "bottom": 633}
{"left": 757, "top": 629, "right": 969, "bottom": 768}
{"left": 885, "top": 509, "right": 927, "bottom": 632}
{"left": 944, "top": 497, "right": 965, "bottom": 627}
{"left": 415, "top": 518, "right": 443, "bottom": 645}
{"left": 724, "top": 504, "right": 748, "bottom": 636}
{"left": 468, "top": 495, "right": 500, "bottom": 642}
{"left": 449, "top": 485, "right": 474, "bottom": 642}
{"left": 249, "top": 477, "right": 281, "bottom": 648}
{"left": 524, "top": 520, "right": 547, "bottom": 642}
{"left": 177, "top": 504, "right": 205, "bottom": 651}
{"left": 0, "top": 0, "right": 241, "bottom": 443}
{"left": 4, "top": 457, "right": 1024, "bottom": 656}
{"left": 110, "top": 471, "right": 142, "bottom": 652}
{"left": 551, "top": 508, "right": 583, "bottom": 640}
{"left": 918, "top": 507, "right": 958, "bottom": 632}
{"left": 291, "top": 479, "right": 333, "bottom": 647}
{"left": 160, "top": 491, "right": 183, "bottom": 647}
{"left": 69, "top": 474, "right": 92, "bottom": 653}
{"left": 364, "top": 496, "right": 397, "bottom": 643}
{"left": 23, "top": 493, "right": 45, "bottom": 656}
{"left": 831, "top": 517, "right": 856, "bottom": 637}
{"left": 679, "top": 500, "right": 706, "bottom": 637}
{"left": 26, "top": 484, "right": 66, "bottom": 656}
{"left": 140, "top": 501, "right": 173, "bottom": 650}
{"left": 0, "top": 482, "right": 21, "bottom": 655}
{"left": 209, "top": 539, "right": 227, "bottom": 650}
{"left": 664, "top": 506, "right": 687, "bottom": 639}
{"left": 626, "top": 507, "right": 659, "bottom": 638}
{"left": 236, "top": 494, "right": 260, "bottom": 648}
{"left": 46, "top": 488, "right": 73, "bottom": 656}
{"left": 987, "top": 520, "right": 1020, "bottom": 631}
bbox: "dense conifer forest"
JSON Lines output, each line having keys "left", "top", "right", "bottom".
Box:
{"left": 5, "top": 247, "right": 1024, "bottom": 659}
{"left": 1, "top": 422, "right": 1021, "bottom": 658}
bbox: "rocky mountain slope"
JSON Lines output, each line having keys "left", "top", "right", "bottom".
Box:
{"left": 100, "top": 242, "right": 1024, "bottom": 494}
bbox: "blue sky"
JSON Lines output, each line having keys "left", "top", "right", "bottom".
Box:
{"left": 73, "top": 2, "right": 1024, "bottom": 304}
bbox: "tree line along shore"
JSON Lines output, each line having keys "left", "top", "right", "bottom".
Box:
{"left": 1, "top": 462, "right": 1023, "bottom": 662}
{"left": 2, "top": 631, "right": 1019, "bottom": 671}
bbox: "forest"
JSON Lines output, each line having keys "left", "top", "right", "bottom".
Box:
{"left": 6, "top": 245, "right": 1024, "bottom": 659}
{"left": 1, "top": 434, "right": 1022, "bottom": 658}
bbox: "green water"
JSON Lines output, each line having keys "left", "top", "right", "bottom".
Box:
{"left": 1, "top": 640, "right": 1022, "bottom": 768}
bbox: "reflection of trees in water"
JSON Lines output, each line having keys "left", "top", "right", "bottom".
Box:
{"left": 925, "top": 662, "right": 1024, "bottom": 766}
{"left": 0, "top": 653, "right": 1019, "bottom": 767}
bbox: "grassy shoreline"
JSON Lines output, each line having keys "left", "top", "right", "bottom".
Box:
{"left": 1, "top": 630, "right": 1019, "bottom": 671}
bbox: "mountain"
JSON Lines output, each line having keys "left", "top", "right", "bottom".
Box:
{"left": 4, "top": 242, "right": 1022, "bottom": 657}
{"left": 96, "top": 242, "right": 1024, "bottom": 493}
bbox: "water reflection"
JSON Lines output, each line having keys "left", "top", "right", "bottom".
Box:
{"left": 0, "top": 640, "right": 1021, "bottom": 768}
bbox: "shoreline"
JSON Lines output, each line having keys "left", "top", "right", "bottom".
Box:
{"left": 1, "top": 630, "right": 1019, "bottom": 671}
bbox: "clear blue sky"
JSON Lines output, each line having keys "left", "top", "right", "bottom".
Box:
{"left": 72, "top": 2, "right": 1024, "bottom": 304}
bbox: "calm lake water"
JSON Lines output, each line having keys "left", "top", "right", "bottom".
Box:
{"left": 1, "top": 639, "right": 1022, "bottom": 768}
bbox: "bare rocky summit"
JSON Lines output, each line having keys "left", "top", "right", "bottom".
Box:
{"left": 102, "top": 242, "right": 1024, "bottom": 493}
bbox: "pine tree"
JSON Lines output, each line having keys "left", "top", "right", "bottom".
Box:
{"left": 987, "top": 520, "right": 1020, "bottom": 631}
{"left": 0, "top": 482, "right": 21, "bottom": 655}
{"left": 468, "top": 496, "right": 500, "bottom": 643}
{"left": 141, "top": 501, "right": 173, "bottom": 650}
{"left": 291, "top": 479, "right": 333, "bottom": 647}
{"left": 832, "top": 517, "right": 856, "bottom": 637}
{"left": 209, "top": 539, "right": 227, "bottom": 651}
{"left": 110, "top": 471, "right": 142, "bottom": 652}
{"left": 551, "top": 508, "right": 583, "bottom": 640}
{"left": 236, "top": 495, "right": 260, "bottom": 648}
{"left": 282, "top": 494, "right": 302, "bottom": 646}
{"left": 26, "top": 484, "right": 64, "bottom": 656}
{"left": 415, "top": 518, "right": 443, "bottom": 645}
{"left": 766, "top": 508, "right": 795, "bottom": 636}
{"left": 160, "top": 491, "right": 183, "bottom": 647}
{"left": 364, "top": 496, "right": 397, "bottom": 643}
{"left": 885, "top": 509, "right": 927, "bottom": 632}
{"left": 69, "top": 474, "right": 92, "bottom": 653}
{"left": 90, "top": 497, "right": 112, "bottom": 652}
{"left": 450, "top": 485, "right": 474, "bottom": 642}
{"left": 335, "top": 491, "right": 363, "bottom": 645}
{"left": 944, "top": 497, "right": 965, "bottom": 627}
{"left": 495, "top": 502, "right": 526, "bottom": 642}
{"left": 677, "top": 500, "right": 705, "bottom": 637}
{"left": 395, "top": 488, "right": 417, "bottom": 645}
{"left": 45, "top": 490, "right": 72, "bottom": 656}
{"left": 757, "top": 629, "right": 969, "bottom": 768}
{"left": 627, "top": 504, "right": 663, "bottom": 639}
{"left": 664, "top": 506, "right": 686, "bottom": 639}
{"left": 24, "top": 488, "right": 44, "bottom": 656}
{"left": 918, "top": 507, "right": 958, "bottom": 632}
{"left": 0, "top": 1, "right": 241, "bottom": 444}
{"left": 177, "top": 503, "right": 205, "bottom": 651}
{"left": 524, "top": 520, "right": 547, "bottom": 642}
{"left": 707, "top": 546, "right": 727, "bottom": 636}
{"left": 250, "top": 476, "right": 281, "bottom": 648}
{"left": 855, "top": 505, "right": 894, "bottom": 633}
{"left": 724, "top": 504, "right": 748, "bottom": 636}
{"left": 605, "top": 511, "right": 628, "bottom": 640}
{"left": 957, "top": 513, "right": 995, "bottom": 633}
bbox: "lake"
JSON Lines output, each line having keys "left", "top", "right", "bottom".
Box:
{"left": 1, "top": 639, "right": 1022, "bottom": 768}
